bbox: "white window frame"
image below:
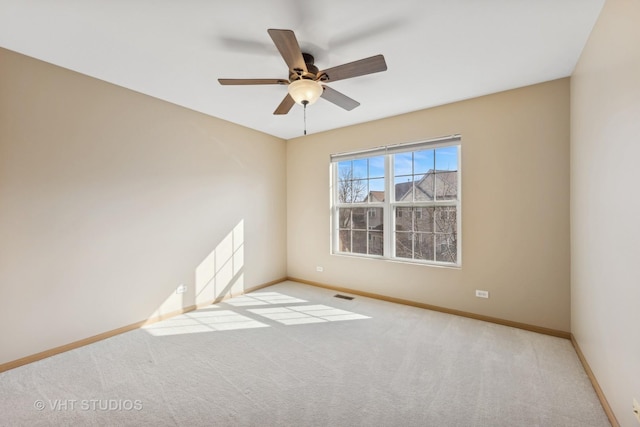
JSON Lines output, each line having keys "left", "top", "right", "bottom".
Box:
{"left": 331, "top": 135, "right": 462, "bottom": 267}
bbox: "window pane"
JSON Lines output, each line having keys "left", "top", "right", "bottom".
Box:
{"left": 352, "top": 230, "right": 367, "bottom": 254}
{"left": 352, "top": 159, "right": 368, "bottom": 178}
{"left": 369, "top": 231, "right": 383, "bottom": 255}
{"left": 338, "top": 161, "right": 368, "bottom": 203}
{"left": 413, "top": 149, "right": 434, "bottom": 174}
{"left": 337, "top": 175, "right": 354, "bottom": 203}
{"left": 436, "top": 233, "right": 457, "bottom": 263}
{"left": 394, "top": 152, "right": 413, "bottom": 176}
{"left": 338, "top": 208, "right": 352, "bottom": 230}
{"left": 415, "top": 207, "right": 434, "bottom": 233}
{"left": 435, "top": 171, "right": 457, "bottom": 200}
{"left": 352, "top": 208, "right": 367, "bottom": 229}
{"left": 337, "top": 173, "right": 349, "bottom": 203}
{"left": 395, "top": 207, "right": 412, "bottom": 231}
{"left": 435, "top": 146, "right": 457, "bottom": 171}
{"left": 435, "top": 147, "right": 458, "bottom": 200}
{"left": 368, "top": 208, "right": 384, "bottom": 231}
{"left": 435, "top": 207, "right": 456, "bottom": 233}
{"left": 369, "top": 177, "right": 384, "bottom": 192}
{"left": 354, "top": 179, "right": 369, "bottom": 203}
{"left": 395, "top": 232, "right": 413, "bottom": 259}
{"left": 415, "top": 233, "right": 434, "bottom": 260}
{"left": 337, "top": 178, "right": 367, "bottom": 203}
{"left": 369, "top": 156, "right": 385, "bottom": 179}
{"left": 339, "top": 230, "right": 351, "bottom": 252}
{"left": 367, "top": 191, "right": 384, "bottom": 203}
{"left": 414, "top": 173, "right": 434, "bottom": 201}
{"left": 367, "top": 178, "right": 385, "bottom": 202}
{"left": 394, "top": 177, "right": 413, "bottom": 201}
{"left": 338, "top": 161, "right": 352, "bottom": 177}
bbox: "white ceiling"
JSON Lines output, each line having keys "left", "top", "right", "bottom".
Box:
{"left": 0, "top": 0, "right": 604, "bottom": 140}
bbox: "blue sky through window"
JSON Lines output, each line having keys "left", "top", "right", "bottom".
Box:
{"left": 339, "top": 157, "right": 385, "bottom": 179}
{"left": 339, "top": 147, "right": 457, "bottom": 184}
{"left": 395, "top": 147, "right": 458, "bottom": 178}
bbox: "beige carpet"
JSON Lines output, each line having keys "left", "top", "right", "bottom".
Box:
{"left": 0, "top": 281, "right": 609, "bottom": 426}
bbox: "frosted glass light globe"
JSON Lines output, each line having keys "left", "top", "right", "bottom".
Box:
{"left": 288, "top": 79, "right": 323, "bottom": 105}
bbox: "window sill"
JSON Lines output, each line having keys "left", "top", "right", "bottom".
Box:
{"left": 331, "top": 252, "right": 462, "bottom": 270}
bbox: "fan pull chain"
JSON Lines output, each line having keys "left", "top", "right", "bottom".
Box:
{"left": 303, "top": 100, "right": 308, "bottom": 135}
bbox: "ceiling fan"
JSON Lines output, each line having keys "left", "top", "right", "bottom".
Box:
{"left": 218, "top": 29, "right": 387, "bottom": 115}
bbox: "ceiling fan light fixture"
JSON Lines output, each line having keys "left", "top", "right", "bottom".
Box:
{"left": 288, "top": 79, "right": 322, "bottom": 105}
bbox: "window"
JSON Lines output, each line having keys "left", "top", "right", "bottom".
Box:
{"left": 335, "top": 156, "right": 385, "bottom": 256}
{"left": 331, "top": 136, "right": 461, "bottom": 266}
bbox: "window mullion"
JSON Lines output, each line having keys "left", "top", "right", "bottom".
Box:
{"left": 350, "top": 209, "right": 354, "bottom": 253}
{"left": 456, "top": 144, "right": 462, "bottom": 265}
{"left": 432, "top": 205, "right": 437, "bottom": 262}
{"left": 366, "top": 206, "right": 370, "bottom": 255}
{"left": 384, "top": 154, "right": 393, "bottom": 258}
{"left": 332, "top": 163, "right": 338, "bottom": 253}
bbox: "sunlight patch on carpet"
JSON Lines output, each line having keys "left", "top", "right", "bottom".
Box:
{"left": 144, "top": 310, "right": 269, "bottom": 336}
{"left": 248, "top": 304, "right": 370, "bottom": 325}
{"left": 225, "top": 291, "right": 307, "bottom": 307}
{"left": 143, "top": 291, "right": 369, "bottom": 336}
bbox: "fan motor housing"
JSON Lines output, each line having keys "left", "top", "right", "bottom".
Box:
{"left": 290, "top": 53, "right": 319, "bottom": 81}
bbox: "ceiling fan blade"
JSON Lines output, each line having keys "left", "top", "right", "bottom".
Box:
{"left": 218, "top": 78, "right": 288, "bottom": 85}
{"left": 320, "top": 86, "right": 360, "bottom": 111}
{"left": 267, "top": 29, "right": 307, "bottom": 73}
{"left": 319, "top": 54, "right": 387, "bottom": 83}
{"left": 274, "top": 94, "right": 296, "bottom": 115}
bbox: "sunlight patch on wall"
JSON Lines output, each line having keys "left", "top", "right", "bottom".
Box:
{"left": 195, "top": 220, "right": 245, "bottom": 305}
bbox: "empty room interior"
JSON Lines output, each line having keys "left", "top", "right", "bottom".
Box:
{"left": 0, "top": 0, "right": 638, "bottom": 426}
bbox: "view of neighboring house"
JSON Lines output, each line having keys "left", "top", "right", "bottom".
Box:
{"left": 339, "top": 169, "right": 458, "bottom": 263}
{"left": 394, "top": 170, "right": 458, "bottom": 262}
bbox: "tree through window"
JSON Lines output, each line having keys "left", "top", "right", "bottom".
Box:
{"left": 336, "top": 156, "right": 385, "bottom": 256}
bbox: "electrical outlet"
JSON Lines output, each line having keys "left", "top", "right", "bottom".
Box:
{"left": 475, "top": 290, "right": 489, "bottom": 298}
{"left": 633, "top": 398, "right": 640, "bottom": 423}
{"left": 176, "top": 284, "right": 187, "bottom": 294}
{"left": 316, "top": 266, "right": 324, "bottom": 272}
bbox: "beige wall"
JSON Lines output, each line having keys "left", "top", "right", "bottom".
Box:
{"left": 0, "top": 48, "right": 287, "bottom": 365}
{"left": 287, "top": 79, "right": 571, "bottom": 331}
{"left": 571, "top": 0, "right": 640, "bottom": 424}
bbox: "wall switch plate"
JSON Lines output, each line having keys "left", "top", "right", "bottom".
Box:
{"left": 633, "top": 398, "right": 640, "bottom": 423}
{"left": 475, "top": 290, "right": 489, "bottom": 298}
{"left": 176, "top": 284, "right": 187, "bottom": 294}
{"left": 316, "top": 266, "right": 324, "bottom": 272}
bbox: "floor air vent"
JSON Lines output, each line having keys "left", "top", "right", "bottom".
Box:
{"left": 334, "top": 294, "right": 354, "bottom": 300}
